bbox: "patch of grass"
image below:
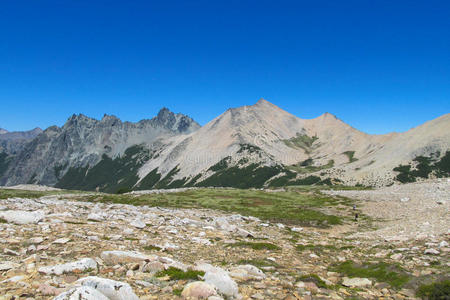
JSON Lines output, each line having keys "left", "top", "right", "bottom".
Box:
{"left": 155, "top": 267, "right": 204, "bottom": 281}
{"left": 143, "top": 245, "right": 162, "bottom": 251}
{"left": 416, "top": 280, "right": 450, "bottom": 299}
{"left": 343, "top": 151, "right": 358, "bottom": 163}
{"left": 282, "top": 134, "right": 318, "bottom": 154}
{"left": 228, "top": 241, "right": 280, "bottom": 251}
{"left": 0, "top": 188, "right": 83, "bottom": 200}
{"left": 83, "top": 187, "right": 349, "bottom": 227}
{"left": 288, "top": 160, "right": 335, "bottom": 175}
{"left": 295, "top": 243, "right": 354, "bottom": 254}
{"left": 298, "top": 274, "right": 328, "bottom": 288}
{"left": 237, "top": 259, "right": 279, "bottom": 268}
{"left": 330, "top": 261, "right": 410, "bottom": 289}
{"left": 0, "top": 217, "right": 7, "bottom": 223}
{"left": 296, "top": 243, "right": 338, "bottom": 252}
{"left": 173, "top": 288, "right": 182, "bottom": 296}
{"left": 237, "top": 143, "right": 263, "bottom": 154}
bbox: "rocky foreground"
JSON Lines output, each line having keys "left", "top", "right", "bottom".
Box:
{"left": 0, "top": 181, "right": 449, "bottom": 299}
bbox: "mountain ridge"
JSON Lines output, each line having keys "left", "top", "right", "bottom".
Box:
{"left": 0, "top": 100, "right": 448, "bottom": 191}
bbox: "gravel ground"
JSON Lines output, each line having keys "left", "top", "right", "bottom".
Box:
{"left": 324, "top": 179, "right": 450, "bottom": 240}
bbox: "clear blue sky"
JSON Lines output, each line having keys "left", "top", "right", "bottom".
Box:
{"left": 0, "top": 0, "right": 449, "bottom": 134}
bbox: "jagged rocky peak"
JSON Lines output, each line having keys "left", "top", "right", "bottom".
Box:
{"left": 101, "top": 114, "right": 121, "bottom": 126}
{"left": 0, "top": 128, "right": 9, "bottom": 134}
{"left": 154, "top": 107, "right": 201, "bottom": 133}
{"left": 63, "top": 113, "right": 96, "bottom": 129}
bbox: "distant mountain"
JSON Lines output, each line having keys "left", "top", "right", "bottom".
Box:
{"left": 135, "top": 99, "right": 450, "bottom": 188}
{"left": 0, "top": 127, "right": 43, "bottom": 154}
{"left": 0, "top": 100, "right": 448, "bottom": 191}
{"left": 0, "top": 109, "right": 200, "bottom": 189}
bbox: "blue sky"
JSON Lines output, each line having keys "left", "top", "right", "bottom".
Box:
{"left": 0, "top": 0, "right": 449, "bottom": 134}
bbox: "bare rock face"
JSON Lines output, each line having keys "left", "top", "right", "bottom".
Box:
{"left": 0, "top": 108, "right": 200, "bottom": 187}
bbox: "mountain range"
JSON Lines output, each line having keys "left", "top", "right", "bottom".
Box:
{"left": 1, "top": 99, "right": 449, "bottom": 192}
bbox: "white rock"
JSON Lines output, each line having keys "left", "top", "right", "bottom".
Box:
{"left": 0, "top": 210, "right": 44, "bottom": 224}
{"left": 391, "top": 253, "right": 403, "bottom": 260}
{"left": 130, "top": 219, "right": 146, "bottom": 229}
{"left": 229, "top": 264, "right": 266, "bottom": 281}
{"left": 182, "top": 281, "right": 217, "bottom": 299}
{"left": 76, "top": 276, "right": 139, "bottom": 300}
{"left": 29, "top": 237, "right": 44, "bottom": 244}
{"left": 192, "top": 237, "right": 212, "bottom": 245}
{"left": 53, "top": 238, "right": 71, "bottom": 244}
{"left": 4, "top": 248, "right": 20, "bottom": 256}
{"left": 213, "top": 217, "right": 236, "bottom": 232}
{"left": 342, "top": 277, "right": 372, "bottom": 287}
{"left": 100, "top": 250, "right": 154, "bottom": 265}
{"left": 38, "top": 258, "right": 97, "bottom": 275}
{"left": 53, "top": 286, "right": 109, "bottom": 300}
{"left": 197, "top": 264, "right": 239, "bottom": 298}
{"left": 236, "top": 228, "right": 253, "bottom": 238}
{"left": 159, "top": 242, "right": 180, "bottom": 251}
{"left": 424, "top": 248, "right": 440, "bottom": 255}
{"left": 0, "top": 261, "right": 20, "bottom": 271}
{"left": 439, "top": 241, "right": 449, "bottom": 248}
{"left": 87, "top": 213, "right": 105, "bottom": 222}
{"left": 400, "top": 197, "right": 410, "bottom": 202}
{"left": 1, "top": 275, "right": 26, "bottom": 283}
{"left": 291, "top": 227, "right": 303, "bottom": 232}
{"left": 123, "top": 228, "right": 134, "bottom": 235}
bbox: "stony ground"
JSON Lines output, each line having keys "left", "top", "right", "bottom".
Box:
{"left": 0, "top": 181, "right": 449, "bottom": 300}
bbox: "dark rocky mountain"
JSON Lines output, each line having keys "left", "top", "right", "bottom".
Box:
{"left": 0, "top": 109, "right": 200, "bottom": 189}
{"left": 0, "top": 127, "right": 43, "bottom": 155}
